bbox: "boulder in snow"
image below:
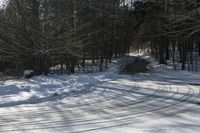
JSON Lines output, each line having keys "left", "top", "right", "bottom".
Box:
{"left": 23, "top": 70, "right": 34, "bottom": 79}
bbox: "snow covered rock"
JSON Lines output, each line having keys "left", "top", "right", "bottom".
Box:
{"left": 23, "top": 70, "right": 34, "bottom": 79}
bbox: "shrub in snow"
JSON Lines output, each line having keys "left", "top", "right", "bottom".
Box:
{"left": 23, "top": 70, "right": 34, "bottom": 79}
{"left": 53, "top": 92, "right": 59, "bottom": 96}
{"left": 123, "top": 59, "right": 150, "bottom": 73}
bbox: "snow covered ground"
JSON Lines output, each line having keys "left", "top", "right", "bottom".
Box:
{"left": 0, "top": 56, "right": 200, "bottom": 133}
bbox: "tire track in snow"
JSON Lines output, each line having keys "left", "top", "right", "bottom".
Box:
{"left": 0, "top": 73, "right": 198, "bottom": 130}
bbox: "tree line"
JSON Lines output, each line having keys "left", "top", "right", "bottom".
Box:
{"left": 0, "top": 0, "right": 136, "bottom": 75}
{"left": 1, "top": 0, "right": 200, "bottom": 76}
{"left": 133, "top": 0, "right": 200, "bottom": 71}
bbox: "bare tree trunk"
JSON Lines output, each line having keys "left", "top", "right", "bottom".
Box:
{"left": 172, "top": 41, "right": 177, "bottom": 70}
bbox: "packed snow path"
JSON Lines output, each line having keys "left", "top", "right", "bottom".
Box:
{"left": 0, "top": 57, "right": 200, "bottom": 133}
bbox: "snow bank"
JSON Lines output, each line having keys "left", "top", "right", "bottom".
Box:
{"left": 0, "top": 57, "right": 133, "bottom": 107}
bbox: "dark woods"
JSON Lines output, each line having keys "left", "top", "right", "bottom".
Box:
{"left": 0, "top": 0, "right": 134, "bottom": 76}
{"left": 133, "top": 0, "right": 200, "bottom": 71}
{"left": 0, "top": 0, "right": 200, "bottom": 76}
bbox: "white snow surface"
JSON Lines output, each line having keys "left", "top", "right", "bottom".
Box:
{"left": 0, "top": 55, "right": 200, "bottom": 132}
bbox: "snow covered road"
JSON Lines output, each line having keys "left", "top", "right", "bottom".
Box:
{"left": 0, "top": 57, "right": 200, "bottom": 133}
